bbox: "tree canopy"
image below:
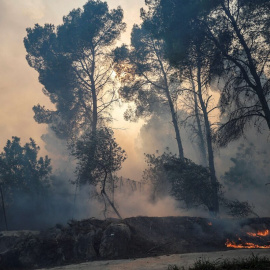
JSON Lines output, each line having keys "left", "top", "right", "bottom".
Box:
{"left": 114, "top": 23, "right": 184, "bottom": 158}
{"left": 71, "top": 128, "right": 126, "bottom": 187}
{"left": 143, "top": 0, "right": 270, "bottom": 146}
{"left": 24, "top": 0, "right": 126, "bottom": 139}
{"left": 0, "top": 137, "right": 52, "bottom": 203}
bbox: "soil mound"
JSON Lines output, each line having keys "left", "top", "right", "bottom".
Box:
{"left": 0, "top": 216, "right": 270, "bottom": 269}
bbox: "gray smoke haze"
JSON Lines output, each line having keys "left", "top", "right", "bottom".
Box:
{"left": 1, "top": 0, "right": 270, "bottom": 231}
{"left": 136, "top": 111, "right": 203, "bottom": 164}
{"left": 131, "top": 105, "right": 270, "bottom": 218}
{"left": 0, "top": 0, "right": 145, "bottom": 152}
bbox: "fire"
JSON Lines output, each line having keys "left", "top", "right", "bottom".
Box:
{"left": 226, "top": 229, "right": 270, "bottom": 249}
{"left": 257, "top": 229, "right": 269, "bottom": 236}
{"left": 247, "top": 229, "right": 269, "bottom": 237}
{"left": 225, "top": 240, "right": 270, "bottom": 249}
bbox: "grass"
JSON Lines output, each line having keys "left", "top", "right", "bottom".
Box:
{"left": 168, "top": 254, "right": 270, "bottom": 270}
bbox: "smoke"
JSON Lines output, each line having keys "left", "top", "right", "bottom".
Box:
{"left": 0, "top": 0, "right": 148, "bottom": 230}
{"left": 123, "top": 101, "right": 270, "bottom": 219}
{"left": 136, "top": 111, "right": 203, "bottom": 164}
{"left": 1, "top": 0, "right": 270, "bottom": 231}
{"left": 0, "top": 0, "right": 145, "bottom": 151}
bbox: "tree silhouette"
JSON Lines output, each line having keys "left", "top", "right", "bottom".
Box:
{"left": 114, "top": 24, "right": 184, "bottom": 159}
{"left": 144, "top": 0, "right": 270, "bottom": 146}
{"left": 0, "top": 137, "right": 52, "bottom": 228}
{"left": 71, "top": 128, "right": 126, "bottom": 218}
{"left": 24, "top": 0, "right": 126, "bottom": 139}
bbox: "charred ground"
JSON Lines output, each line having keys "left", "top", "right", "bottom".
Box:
{"left": 1, "top": 216, "right": 270, "bottom": 269}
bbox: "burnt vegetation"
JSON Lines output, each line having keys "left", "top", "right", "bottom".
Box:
{"left": 1, "top": 0, "right": 270, "bottom": 268}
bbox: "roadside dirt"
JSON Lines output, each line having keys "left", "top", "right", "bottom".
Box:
{"left": 36, "top": 249, "right": 270, "bottom": 270}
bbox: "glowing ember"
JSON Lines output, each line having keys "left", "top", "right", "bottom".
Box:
{"left": 257, "top": 229, "right": 269, "bottom": 236}
{"left": 247, "top": 229, "right": 269, "bottom": 237}
{"left": 226, "top": 240, "right": 270, "bottom": 249}
{"left": 247, "top": 232, "right": 257, "bottom": 237}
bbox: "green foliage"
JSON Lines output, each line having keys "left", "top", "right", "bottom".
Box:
{"left": 72, "top": 128, "right": 127, "bottom": 187}
{"left": 143, "top": 152, "right": 219, "bottom": 211}
{"left": 222, "top": 199, "right": 254, "bottom": 218}
{"left": 0, "top": 137, "right": 52, "bottom": 204}
{"left": 143, "top": 151, "right": 172, "bottom": 200}
{"left": 144, "top": 0, "right": 270, "bottom": 145}
{"left": 143, "top": 0, "right": 218, "bottom": 67}
{"left": 222, "top": 143, "right": 270, "bottom": 190}
{"left": 24, "top": 0, "right": 126, "bottom": 139}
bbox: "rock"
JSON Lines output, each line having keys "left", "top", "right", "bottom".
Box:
{"left": 99, "top": 223, "right": 131, "bottom": 259}
{"left": 0, "top": 249, "right": 22, "bottom": 269}
{"left": 0, "top": 230, "right": 39, "bottom": 253}
{"left": 73, "top": 232, "right": 97, "bottom": 260}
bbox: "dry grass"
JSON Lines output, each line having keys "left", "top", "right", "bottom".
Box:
{"left": 168, "top": 254, "right": 270, "bottom": 270}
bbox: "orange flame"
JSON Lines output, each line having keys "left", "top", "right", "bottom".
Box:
{"left": 257, "top": 229, "right": 269, "bottom": 236}
{"left": 247, "top": 229, "right": 269, "bottom": 237}
{"left": 226, "top": 239, "right": 270, "bottom": 249}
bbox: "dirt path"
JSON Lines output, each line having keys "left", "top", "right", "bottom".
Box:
{"left": 37, "top": 249, "right": 270, "bottom": 270}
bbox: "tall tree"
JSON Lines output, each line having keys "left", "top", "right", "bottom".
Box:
{"left": 178, "top": 44, "right": 220, "bottom": 214}
{"left": 145, "top": 0, "right": 270, "bottom": 146}
{"left": 114, "top": 24, "right": 184, "bottom": 159}
{"left": 24, "top": 0, "right": 126, "bottom": 139}
{"left": 142, "top": 0, "right": 221, "bottom": 214}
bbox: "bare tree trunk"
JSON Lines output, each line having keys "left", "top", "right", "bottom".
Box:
{"left": 90, "top": 79, "right": 98, "bottom": 134}
{"left": 158, "top": 60, "right": 184, "bottom": 159}
{"left": 101, "top": 172, "right": 122, "bottom": 219}
{"left": 0, "top": 185, "right": 8, "bottom": 230}
{"left": 89, "top": 49, "right": 98, "bottom": 134}
{"left": 196, "top": 60, "right": 219, "bottom": 215}
{"left": 189, "top": 69, "right": 207, "bottom": 166}
{"left": 101, "top": 190, "right": 122, "bottom": 219}
{"left": 153, "top": 44, "right": 185, "bottom": 159}
{"left": 165, "top": 86, "right": 185, "bottom": 159}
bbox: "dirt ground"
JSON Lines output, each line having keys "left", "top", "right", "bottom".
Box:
{"left": 36, "top": 249, "right": 270, "bottom": 270}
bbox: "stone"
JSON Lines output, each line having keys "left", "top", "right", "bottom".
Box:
{"left": 73, "top": 232, "right": 97, "bottom": 260}
{"left": 99, "top": 223, "right": 131, "bottom": 259}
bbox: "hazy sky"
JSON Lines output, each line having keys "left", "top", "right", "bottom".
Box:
{"left": 0, "top": 0, "right": 146, "bottom": 178}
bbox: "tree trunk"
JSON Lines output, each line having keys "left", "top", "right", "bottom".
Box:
{"left": 165, "top": 86, "right": 185, "bottom": 159}
{"left": 101, "top": 190, "right": 122, "bottom": 220}
{"left": 159, "top": 62, "right": 184, "bottom": 159}
{"left": 92, "top": 90, "right": 98, "bottom": 133}
{"left": 221, "top": 3, "right": 270, "bottom": 129}
{"left": 196, "top": 60, "right": 219, "bottom": 215}
{"left": 90, "top": 49, "right": 98, "bottom": 134}
{"left": 101, "top": 172, "right": 122, "bottom": 219}
{"left": 189, "top": 69, "right": 207, "bottom": 166}
{"left": 153, "top": 44, "right": 185, "bottom": 159}
{"left": 0, "top": 185, "right": 8, "bottom": 230}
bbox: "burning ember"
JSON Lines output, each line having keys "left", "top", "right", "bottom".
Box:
{"left": 247, "top": 229, "right": 269, "bottom": 237}
{"left": 226, "top": 240, "right": 270, "bottom": 249}
{"left": 226, "top": 229, "right": 270, "bottom": 249}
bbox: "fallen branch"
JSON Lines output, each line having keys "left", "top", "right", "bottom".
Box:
{"left": 101, "top": 189, "right": 122, "bottom": 220}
